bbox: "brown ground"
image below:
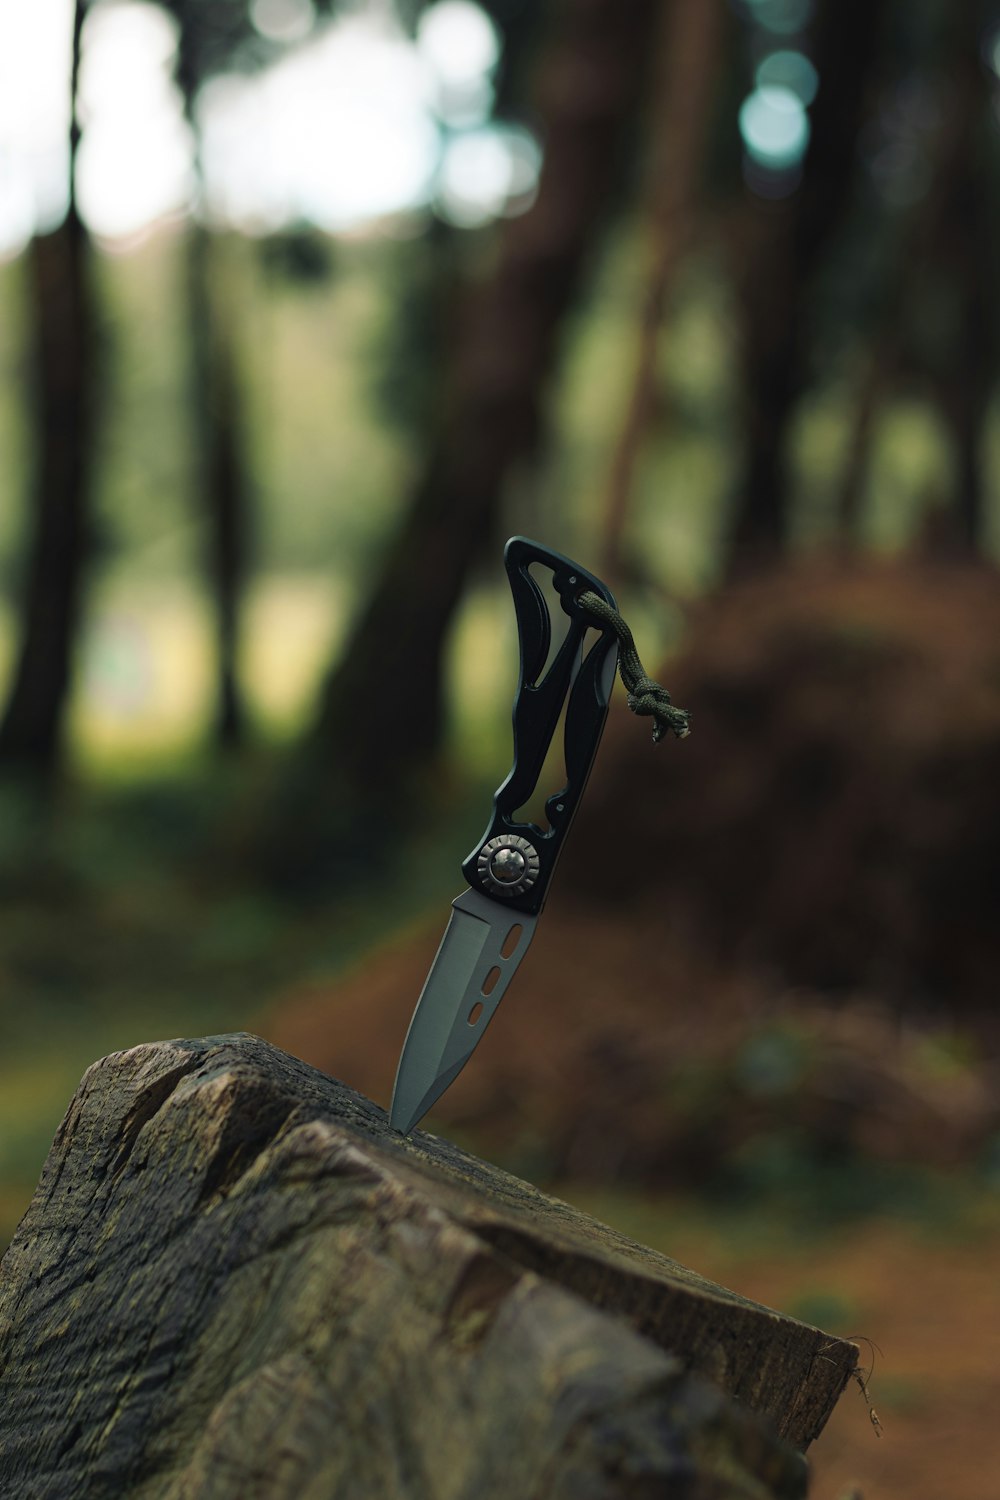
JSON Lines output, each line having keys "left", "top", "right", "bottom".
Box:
{"left": 645, "top": 1211, "right": 1000, "bottom": 1500}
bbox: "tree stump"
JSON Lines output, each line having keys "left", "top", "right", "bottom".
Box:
{"left": 0, "top": 1033, "right": 857, "bottom": 1498}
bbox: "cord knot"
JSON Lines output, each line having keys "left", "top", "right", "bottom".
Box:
{"left": 575, "top": 589, "right": 690, "bottom": 745}
{"left": 626, "top": 677, "right": 691, "bottom": 744}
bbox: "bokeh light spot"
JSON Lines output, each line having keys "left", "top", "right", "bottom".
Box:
{"left": 755, "top": 49, "right": 818, "bottom": 105}
{"left": 250, "top": 0, "right": 316, "bottom": 44}
{"left": 0, "top": 0, "right": 76, "bottom": 251}
{"left": 417, "top": 1, "right": 500, "bottom": 86}
{"left": 739, "top": 84, "right": 810, "bottom": 168}
{"left": 436, "top": 124, "right": 540, "bottom": 226}
{"left": 197, "top": 18, "right": 439, "bottom": 233}
{"left": 77, "top": 1, "right": 193, "bottom": 240}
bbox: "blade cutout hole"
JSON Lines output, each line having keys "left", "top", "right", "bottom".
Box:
{"left": 481, "top": 966, "right": 502, "bottom": 997}
{"left": 500, "top": 925, "right": 523, "bottom": 959}
{"left": 468, "top": 1000, "right": 485, "bottom": 1025}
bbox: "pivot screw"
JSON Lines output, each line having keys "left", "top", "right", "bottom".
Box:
{"left": 490, "top": 847, "right": 526, "bottom": 884}
{"left": 477, "top": 835, "right": 540, "bottom": 898}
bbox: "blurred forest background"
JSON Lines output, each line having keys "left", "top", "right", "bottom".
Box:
{"left": 3, "top": 0, "right": 1000, "bottom": 1493}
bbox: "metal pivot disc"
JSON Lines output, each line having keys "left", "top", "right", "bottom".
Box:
{"left": 476, "top": 834, "right": 540, "bottom": 899}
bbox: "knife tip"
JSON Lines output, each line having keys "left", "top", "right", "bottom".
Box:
{"left": 388, "top": 1098, "right": 417, "bottom": 1135}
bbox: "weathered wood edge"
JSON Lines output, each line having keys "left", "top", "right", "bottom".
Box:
{"left": 4, "top": 1031, "right": 857, "bottom": 1455}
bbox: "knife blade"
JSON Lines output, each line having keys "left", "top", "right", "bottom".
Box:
{"left": 389, "top": 536, "right": 620, "bottom": 1134}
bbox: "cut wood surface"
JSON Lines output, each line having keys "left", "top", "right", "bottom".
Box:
{"left": 0, "top": 1033, "right": 857, "bottom": 1499}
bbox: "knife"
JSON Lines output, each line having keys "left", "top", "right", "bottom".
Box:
{"left": 388, "top": 536, "right": 622, "bottom": 1135}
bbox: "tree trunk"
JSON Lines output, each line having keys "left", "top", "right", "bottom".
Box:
{"left": 836, "top": 12, "right": 997, "bottom": 553}
{"left": 936, "top": 32, "right": 996, "bottom": 556}
{"left": 599, "top": 0, "right": 724, "bottom": 588}
{"left": 0, "top": 0, "right": 94, "bottom": 777}
{"left": 186, "top": 224, "right": 251, "bottom": 750}
{"left": 308, "top": 0, "right": 661, "bottom": 801}
{"left": 725, "top": 0, "right": 888, "bottom": 575}
{"left": 0, "top": 1033, "right": 858, "bottom": 1497}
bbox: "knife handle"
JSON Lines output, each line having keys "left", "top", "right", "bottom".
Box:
{"left": 461, "top": 537, "right": 619, "bottom": 916}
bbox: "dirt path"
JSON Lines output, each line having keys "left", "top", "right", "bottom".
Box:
{"left": 791, "top": 1224, "right": 999, "bottom": 1500}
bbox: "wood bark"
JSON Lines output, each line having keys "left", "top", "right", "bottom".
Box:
{"left": 0, "top": 1033, "right": 857, "bottom": 1499}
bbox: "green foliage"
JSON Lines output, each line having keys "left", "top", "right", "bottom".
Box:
{"left": 368, "top": 221, "right": 455, "bottom": 440}
{"left": 91, "top": 232, "right": 197, "bottom": 576}
{"left": 785, "top": 1288, "right": 859, "bottom": 1331}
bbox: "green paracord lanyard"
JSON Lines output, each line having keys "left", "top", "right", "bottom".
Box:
{"left": 576, "top": 591, "right": 691, "bottom": 745}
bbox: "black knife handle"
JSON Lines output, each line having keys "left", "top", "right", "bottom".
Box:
{"left": 461, "top": 537, "right": 619, "bottom": 915}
